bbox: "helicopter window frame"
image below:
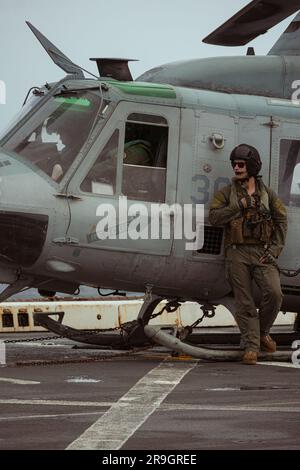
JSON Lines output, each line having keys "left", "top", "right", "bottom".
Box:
{"left": 126, "top": 113, "right": 168, "bottom": 126}
{"left": 278, "top": 138, "right": 300, "bottom": 208}
{"left": 79, "top": 128, "right": 120, "bottom": 196}
{"left": 121, "top": 113, "right": 169, "bottom": 203}
{"left": 69, "top": 101, "right": 180, "bottom": 205}
{"left": 1, "top": 88, "right": 108, "bottom": 187}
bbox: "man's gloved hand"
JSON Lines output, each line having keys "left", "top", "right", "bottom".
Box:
{"left": 259, "top": 250, "right": 277, "bottom": 265}
{"left": 238, "top": 195, "right": 256, "bottom": 210}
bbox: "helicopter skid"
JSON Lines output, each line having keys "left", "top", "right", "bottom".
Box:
{"left": 33, "top": 308, "right": 299, "bottom": 359}
{"left": 33, "top": 312, "right": 133, "bottom": 348}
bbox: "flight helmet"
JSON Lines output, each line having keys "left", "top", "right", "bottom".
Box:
{"left": 230, "top": 144, "right": 262, "bottom": 177}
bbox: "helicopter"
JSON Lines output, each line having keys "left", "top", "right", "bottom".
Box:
{"left": 1, "top": 0, "right": 300, "bottom": 360}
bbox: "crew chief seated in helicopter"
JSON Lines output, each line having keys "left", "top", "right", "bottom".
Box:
{"left": 209, "top": 145, "right": 287, "bottom": 365}
{"left": 123, "top": 139, "right": 153, "bottom": 166}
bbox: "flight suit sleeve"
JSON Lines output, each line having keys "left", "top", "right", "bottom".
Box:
{"left": 209, "top": 186, "right": 242, "bottom": 226}
{"left": 268, "top": 189, "right": 288, "bottom": 258}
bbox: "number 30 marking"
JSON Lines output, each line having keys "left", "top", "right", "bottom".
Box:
{"left": 191, "top": 175, "right": 230, "bottom": 204}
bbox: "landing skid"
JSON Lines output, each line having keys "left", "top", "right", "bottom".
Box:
{"left": 33, "top": 311, "right": 133, "bottom": 348}
{"left": 33, "top": 294, "right": 165, "bottom": 348}
{"left": 33, "top": 296, "right": 297, "bottom": 362}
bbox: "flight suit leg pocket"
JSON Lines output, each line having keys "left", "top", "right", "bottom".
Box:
{"left": 225, "top": 258, "right": 234, "bottom": 289}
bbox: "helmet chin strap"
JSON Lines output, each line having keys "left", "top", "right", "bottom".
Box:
{"left": 233, "top": 176, "right": 249, "bottom": 183}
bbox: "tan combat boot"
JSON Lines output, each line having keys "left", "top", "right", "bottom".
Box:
{"left": 260, "top": 334, "right": 277, "bottom": 353}
{"left": 242, "top": 351, "right": 258, "bottom": 365}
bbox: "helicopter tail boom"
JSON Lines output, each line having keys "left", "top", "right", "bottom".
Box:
{"left": 268, "top": 11, "right": 300, "bottom": 55}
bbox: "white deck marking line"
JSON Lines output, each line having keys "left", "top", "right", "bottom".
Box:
{"left": 66, "top": 361, "right": 196, "bottom": 450}
{"left": 0, "top": 411, "right": 103, "bottom": 421}
{"left": 257, "top": 362, "right": 300, "bottom": 369}
{"left": 0, "top": 378, "right": 40, "bottom": 385}
{"left": 0, "top": 399, "right": 114, "bottom": 407}
{"left": 160, "top": 404, "right": 300, "bottom": 413}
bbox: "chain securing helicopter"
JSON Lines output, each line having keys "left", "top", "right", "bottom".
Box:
{"left": 1, "top": 0, "right": 300, "bottom": 360}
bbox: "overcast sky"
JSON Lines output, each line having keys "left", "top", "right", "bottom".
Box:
{"left": 0, "top": 0, "right": 295, "bottom": 132}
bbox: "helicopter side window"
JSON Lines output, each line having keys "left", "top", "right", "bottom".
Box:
{"left": 121, "top": 114, "right": 168, "bottom": 203}
{"left": 3, "top": 91, "right": 103, "bottom": 183}
{"left": 279, "top": 139, "right": 300, "bottom": 207}
{"left": 80, "top": 130, "right": 119, "bottom": 195}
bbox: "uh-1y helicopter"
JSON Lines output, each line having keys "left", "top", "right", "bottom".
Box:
{"left": 1, "top": 0, "right": 300, "bottom": 360}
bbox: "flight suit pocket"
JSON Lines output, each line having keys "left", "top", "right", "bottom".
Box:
{"left": 225, "top": 258, "right": 233, "bottom": 283}
{"left": 229, "top": 218, "right": 244, "bottom": 244}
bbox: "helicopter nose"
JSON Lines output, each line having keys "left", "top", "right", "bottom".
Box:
{"left": 0, "top": 147, "right": 52, "bottom": 273}
{"left": 0, "top": 206, "right": 49, "bottom": 269}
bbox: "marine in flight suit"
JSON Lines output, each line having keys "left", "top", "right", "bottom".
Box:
{"left": 209, "top": 144, "right": 287, "bottom": 365}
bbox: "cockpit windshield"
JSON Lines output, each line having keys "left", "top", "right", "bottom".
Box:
{"left": 0, "top": 91, "right": 42, "bottom": 141}
{"left": 3, "top": 90, "right": 103, "bottom": 183}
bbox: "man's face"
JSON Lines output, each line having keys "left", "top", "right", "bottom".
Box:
{"left": 231, "top": 159, "right": 248, "bottom": 180}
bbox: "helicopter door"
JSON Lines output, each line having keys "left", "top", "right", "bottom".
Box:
{"left": 271, "top": 120, "right": 300, "bottom": 274}
{"left": 66, "top": 102, "right": 180, "bottom": 256}
{"left": 238, "top": 116, "right": 272, "bottom": 184}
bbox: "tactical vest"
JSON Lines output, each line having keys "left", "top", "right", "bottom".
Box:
{"left": 225, "top": 180, "right": 274, "bottom": 247}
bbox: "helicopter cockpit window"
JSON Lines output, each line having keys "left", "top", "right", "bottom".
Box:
{"left": 0, "top": 91, "right": 42, "bottom": 142}
{"left": 3, "top": 91, "right": 103, "bottom": 183}
{"left": 279, "top": 139, "right": 300, "bottom": 207}
{"left": 121, "top": 114, "right": 168, "bottom": 202}
{"left": 80, "top": 130, "right": 119, "bottom": 195}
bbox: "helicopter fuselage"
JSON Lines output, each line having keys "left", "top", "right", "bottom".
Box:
{"left": 0, "top": 72, "right": 300, "bottom": 311}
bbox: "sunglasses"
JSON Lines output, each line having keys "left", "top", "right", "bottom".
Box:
{"left": 231, "top": 161, "right": 246, "bottom": 169}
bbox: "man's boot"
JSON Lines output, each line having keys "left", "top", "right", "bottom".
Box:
{"left": 260, "top": 334, "right": 276, "bottom": 353}
{"left": 242, "top": 351, "right": 258, "bottom": 365}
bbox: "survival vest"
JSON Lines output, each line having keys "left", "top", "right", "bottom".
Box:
{"left": 226, "top": 179, "right": 274, "bottom": 246}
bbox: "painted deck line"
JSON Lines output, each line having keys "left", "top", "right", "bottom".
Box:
{"left": 0, "top": 411, "right": 103, "bottom": 421}
{"left": 0, "top": 377, "right": 40, "bottom": 385}
{"left": 257, "top": 362, "right": 300, "bottom": 369}
{"left": 160, "top": 404, "right": 300, "bottom": 413}
{"left": 66, "top": 361, "right": 196, "bottom": 450}
{"left": 0, "top": 399, "right": 114, "bottom": 407}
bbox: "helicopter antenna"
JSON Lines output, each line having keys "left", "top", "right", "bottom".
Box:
{"left": 26, "top": 22, "right": 98, "bottom": 79}
{"left": 49, "top": 49, "right": 99, "bottom": 80}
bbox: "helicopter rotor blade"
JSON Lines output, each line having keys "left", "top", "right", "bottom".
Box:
{"left": 26, "top": 21, "right": 84, "bottom": 78}
{"left": 203, "top": 0, "right": 300, "bottom": 46}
